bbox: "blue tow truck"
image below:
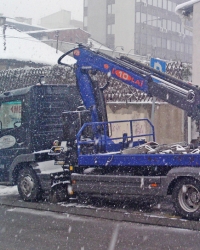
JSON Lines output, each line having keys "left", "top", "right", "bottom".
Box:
{"left": 2, "top": 44, "right": 200, "bottom": 219}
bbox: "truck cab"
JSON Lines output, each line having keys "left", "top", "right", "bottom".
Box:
{"left": 0, "top": 84, "right": 82, "bottom": 196}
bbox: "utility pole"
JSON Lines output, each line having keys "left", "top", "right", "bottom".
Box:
{"left": 55, "top": 30, "right": 59, "bottom": 53}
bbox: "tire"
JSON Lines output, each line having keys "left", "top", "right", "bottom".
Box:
{"left": 17, "top": 167, "right": 42, "bottom": 202}
{"left": 172, "top": 178, "right": 200, "bottom": 219}
{"left": 49, "top": 185, "right": 69, "bottom": 203}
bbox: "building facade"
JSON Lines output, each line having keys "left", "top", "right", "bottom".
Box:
{"left": 83, "top": 0, "right": 192, "bottom": 63}
{"left": 40, "top": 10, "right": 83, "bottom": 29}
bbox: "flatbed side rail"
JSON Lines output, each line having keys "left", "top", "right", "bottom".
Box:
{"left": 76, "top": 119, "right": 155, "bottom": 156}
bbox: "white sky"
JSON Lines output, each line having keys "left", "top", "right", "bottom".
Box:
{"left": 0, "top": 0, "right": 84, "bottom": 25}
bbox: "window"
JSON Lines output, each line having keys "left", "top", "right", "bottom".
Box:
{"left": 168, "top": 1, "right": 172, "bottom": 11}
{"left": 147, "top": 35, "right": 152, "bottom": 45}
{"left": 162, "top": 38, "right": 167, "bottom": 48}
{"left": 171, "top": 40, "right": 175, "bottom": 51}
{"left": 158, "top": 0, "right": 162, "bottom": 8}
{"left": 172, "top": 2, "right": 176, "bottom": 11}
{"left": 152, "top": 16, "right": 157, "bottom": 26}
{"left": 152, "top": 36, "right": 156, "bottom": 45}
{"left": 147, "top": 14, "right": 152, "bottom": 25}
{"left": 107, "top": 24, "right": 115, "bottom": 34}
{"left": 84, "top": 16, "right": 88, "bottom": 26}
{"left": 141, "top": 13, "right": 146, "bottom": 23}
{"left": 180, "top": 43, "right": 184, "bottom": 52}
{"left": 141, "top": 33, "right": 147, "bottom": 45}
{"left": 172, "top": 22, "right": 176, "bottom": 32}
{"left": 186, "top": 29, "right": 190, "bottom": 36}
{"left": 108, "top": 4, "right": 115, "bottom": 14}
{"left": 176, "top": 41, "right": 180, "bottom": 52}
{"left": 136, "top": 12, "right": 141, "bottom": 23}
{"left": 157, "top": 18, "right": 162, "bottom": 28}
{"left": 181, "top": 24, "right": 185, "bottom": 34}
{"left": 167, "top": 20, "right": 171, "bottom": 30}
{"left": 153, "top": 0, "right": 157, "bottom": 6}
{"left": 163, "top": 0, "right": 167, "bottom": 9}
{"left": 157, "top": 37, "right": 161, "bottom": 47}
{"left": 177, "top": 23, "right": 180, "bottom": 32}
{"left": 108, "top": 5, "right": 111, "bottom": 14}
{"left": 84, "top": 0, "right": 88, "bottom": 7}
{"left": 189, "top": 44, "right": 192, "bottom": 54}
{"left": 0, "top": 100, "right": 22, "bottom": 130}
{"left": 167, "top": 40, "right": 171, "bottom": 50}
{"left": 162, "top": 19, "right": 167, "bottom": 29}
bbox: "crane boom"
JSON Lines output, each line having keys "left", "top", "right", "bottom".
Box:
{"left": 59, "top": 44, "right": 200, "bottom": 122}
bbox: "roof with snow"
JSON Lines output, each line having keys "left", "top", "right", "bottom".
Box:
{"left": 0, "top": 25, "right": 76, "bottom": 65}
{"left": 27, "top": 27, "right": 90, "bottom": 35}
{"left": 88, "top": 38, "right": 112, "bottom": 52}
{"left": 6, "top": 17, "right": 45, "bottom": 30}
{"left": 175, "top": 0, "right": 200, "bottom": 17}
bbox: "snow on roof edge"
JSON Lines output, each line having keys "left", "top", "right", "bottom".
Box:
{"left": 6, "top": 17, "right": 46, "bottom": 29}
{"left": 26, "top": 27, "right": 90, "bottom": 35}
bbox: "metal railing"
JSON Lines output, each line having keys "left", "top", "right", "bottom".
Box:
{"left": 76, "top": 118, "right": 155, "bottom": 155}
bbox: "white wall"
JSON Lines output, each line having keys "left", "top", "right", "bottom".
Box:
{"left": 40, "top": 10, "right": 71, "bottom": 29}
{"left": 115, "top": 0, "right": 135, "bottom": 52}
{"left": 107, "top": 103, "right": 184, "bottom": 144}
{"left": 192, "top": 2, "right": 200, "bottom": 86}
{"left": 87, "top": 0, "right": 107, "bottom": 44}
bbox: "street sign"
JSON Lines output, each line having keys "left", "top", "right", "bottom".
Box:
{"left": 150, "top": 58, "right": 166, "bottom": 73}
{"left": 150, "top": 58, "right": 166, "bottom": 124}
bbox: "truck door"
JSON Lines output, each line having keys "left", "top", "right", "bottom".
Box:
{"left": 0, "top": 99, "right": 28, "bottom": 182}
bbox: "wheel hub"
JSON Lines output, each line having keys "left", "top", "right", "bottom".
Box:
{"left": 21, "top": 175, "right": 34, "bottom": 197}
{"left": 190, "top": 191, "right": 199, "bottom": 204}
{"left": 179, "top": 184, "right": 200, "bottom": 213}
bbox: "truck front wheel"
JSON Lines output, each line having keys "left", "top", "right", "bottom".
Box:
{"left": 172, "top": 178, "right": 200, "bottom": 219}
{"left": 17, "top": 167, "right": 42, "bottom": 202}
{"left": 49, "top": 185, "right": 69, "bottom": 203}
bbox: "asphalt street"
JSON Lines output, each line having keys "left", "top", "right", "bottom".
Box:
{"left": 0, "top": 205, "right": 200, "bottom": 250}
{"left": 1, "top": 193, "right": 200, "bottom": 232}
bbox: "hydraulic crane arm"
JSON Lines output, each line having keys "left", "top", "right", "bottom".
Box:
{"left": 58, "top": 45, "right": 200, "bottom": 122}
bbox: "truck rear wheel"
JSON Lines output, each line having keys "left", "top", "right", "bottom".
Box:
{"left": 17, "top": 167, "right": 42, "bottom": 202}
{"left": 172, "top": 178, "right": 200, "bottom": 219}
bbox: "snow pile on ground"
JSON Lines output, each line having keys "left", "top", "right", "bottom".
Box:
{"left": 0, "top": 185, "right": 18, "bottom": 196}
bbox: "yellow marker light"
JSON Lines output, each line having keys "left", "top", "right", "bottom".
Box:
{"left": 69, "top": 166, "right": 73, "bottom": 171}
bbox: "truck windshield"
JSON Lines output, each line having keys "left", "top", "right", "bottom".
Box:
{"left": 0, "top": 100, "right": 22, "bottom": 130}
